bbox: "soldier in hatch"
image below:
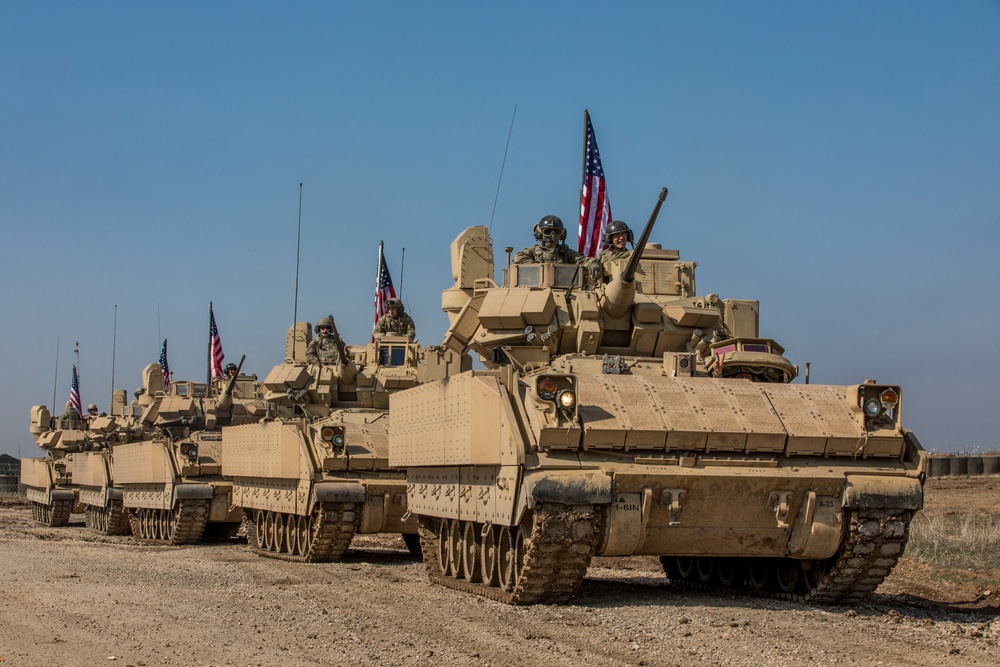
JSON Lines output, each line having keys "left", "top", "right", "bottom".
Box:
{"left": 597, "top": 220, "right": 633, "bottom": 268}
{"left": 224, "top": 363, "right": 238, "bottom": 379}
{"left": 306, "top": 317, "right": 344, "bottom": 365}
{"left": 513, "top": 215, "right": 600, "bottom": 280}
{"left": 374, "top": 298, "right": 416, "bottom": 340}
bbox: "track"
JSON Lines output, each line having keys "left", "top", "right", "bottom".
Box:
{"left": 419, "top": 503, "right": 602, "bottom": 605}
{"left": 31, "top": 499, "right": 72, "bottom": 527}
{"left": 245, "top": 503, "right": 360, "bottom": 563}
{"left": 660, "top": 507, "right": 914, "bottom": 604}
{"left": 129, "top": 499, "right": 211, "bottom": 545}
{"left": 84, "top": 500, "right": 132, "bottom": 536}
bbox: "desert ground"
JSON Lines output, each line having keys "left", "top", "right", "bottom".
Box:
{"left": 1, "top": 477, "right": 998, "bottom": 667}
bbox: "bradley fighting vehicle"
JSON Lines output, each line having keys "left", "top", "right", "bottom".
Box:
{"left": 111, "top": 358, "right": 266, "bottom": 543}
{"left": 22, "top": 402, "right": 140, "bottom": 534}
{"left": 221, "top": 319, "right": 466, "bottom": 562}
{"left": 389, "top": 188, "right": 927, "bottom": 605}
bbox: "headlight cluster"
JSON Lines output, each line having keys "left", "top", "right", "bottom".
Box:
{"left": 535, "top": 376, "right": 576, "bottom": 414}
{"left": 179, "top": 442, "right": 198, "bottom": 462}
{"left": 859, "top": 386, "right": 899, "bottom": 425}
{"left": 320, "top": 425, "right": 345, "bottom": 447}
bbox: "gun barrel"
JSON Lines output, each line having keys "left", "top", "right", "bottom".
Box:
{"left": 327, "top": 314, "right": 350, "bottom": 365}
{"left": 621, "top": 187, "right": 668, "bottom": 284}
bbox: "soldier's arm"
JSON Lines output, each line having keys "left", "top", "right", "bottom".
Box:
{"left": 405, "top": 316, "right": 416, "bottom": 338}
{"left": 512, "top": 247, "right": 535, "bottom": 264}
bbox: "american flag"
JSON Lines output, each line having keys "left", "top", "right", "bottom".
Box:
{"left": 69, "top": 364, "right": 83, "bottom": 416}
{"left": 209, "top": 304, "right": 225, "bottom": 379}
{"left": 372, "top": 241, "right": 397, "bottom": 342}
{"left": 577, "top": 110, "right": 612, "bottom": 257}
{"left": 159, "top": 339, "right": 171, "bottom": 392}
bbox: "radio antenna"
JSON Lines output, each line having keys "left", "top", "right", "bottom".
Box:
{"left": 111, "top": 304, "right": 118, "bottom": 403}
{"left": 51, "top": 336, "right": 60, "bottom": 411}
{"left": 489, "top": 103, "right": 517, "bottom": 235}
{"left": 292, "top": 182, "right": 303, "bottom": 361}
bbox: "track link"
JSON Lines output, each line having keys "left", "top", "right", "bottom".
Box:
{"left": 169, "top": 499, "right": 211, "bottom": 545}
{"left": 661, "top": 507, "right": 914, "bottom": 604}
{"left": 420, "top": 503, "right": 601, "bottom": 605}
{"left": 248, "top": 503, "right": 360, "bottom": 563}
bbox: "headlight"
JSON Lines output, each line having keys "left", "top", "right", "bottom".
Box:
{"left": 558, "top": 390, "right": 576, "bottom": 409}
{"left": 537, "top": 378, "right": 558, "bottom": 401}
{"left": 864, "top": 399, "right": 881, "bottom": 417}
{"left": 320, "top": 426, "right": 345, "bottom": 447}
{"left": 179, "top": 442, "right": 198, "bottom": 461}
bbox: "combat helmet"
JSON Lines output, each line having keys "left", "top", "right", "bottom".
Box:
{"left": 386, "top": 297, "right": 404, "bottom": 312}
{"left": 316, "top": 316, "right": 333, "bottom": 331}
{"left": 533, "top": 215, "right": 566, "bottom": 241}
{"left": 602, "top": 220, "right": 633, "bottom": 246}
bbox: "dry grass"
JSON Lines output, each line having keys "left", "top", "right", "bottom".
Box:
{"left": 906, "top": 511, "right": 1000, "bottom": 571}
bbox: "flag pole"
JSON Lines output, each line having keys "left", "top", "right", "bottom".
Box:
{"left": 207, "top": 302, "right": 213, "bottom": 391}
{"left": 75, "top": 342, "right": 81, "bottom": 409}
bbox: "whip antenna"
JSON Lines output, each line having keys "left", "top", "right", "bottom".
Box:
{"left": 293, "top": 182, "right": 303, "bottom": 339}
{"left": 489, "top": 103, "right": 517, "bottom": 235}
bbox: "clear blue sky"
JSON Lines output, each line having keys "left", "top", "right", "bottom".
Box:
{"left": 2, "top": 2, "right": 998, "bottom": 457}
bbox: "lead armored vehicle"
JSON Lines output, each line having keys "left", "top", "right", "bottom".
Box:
{"left": 112, "top": 360, "right": 266, "bottom": 543}
{"left": 390, "top": 188, "right": 926, "bottom": 605}
{"left": 221, "top": 321, "right": 466, "bottom": 562}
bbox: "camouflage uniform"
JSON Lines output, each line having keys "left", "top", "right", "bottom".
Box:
{"left": 306, "top": 335, "right": 342, "bottom": 365}
{"left": 514, "top": 243, "right": 597, "bottom": 267}
{"left": 597, "top": 246, "right": 631, "bottom": 267}
{"left": 374, "top": 312, "right": 416, "bottom": 339}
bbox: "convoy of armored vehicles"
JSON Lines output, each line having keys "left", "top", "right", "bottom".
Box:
{"left": 18, "top": 184, "right": 926, "bottom": 608}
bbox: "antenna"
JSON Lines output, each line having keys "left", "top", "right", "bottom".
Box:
{"left": 292, "top": 182, "right": 304, "bottom": 350}
{"left": 75, "top": 341, "right": 81, "bottom": 407}
{"left": 111, "top": 305, "right": 118, "bottom": 405}
{"left": 52, "top": 336, "right": 60, "bottom": 411}
{"left": 398, "top": 247, "right": 406, "bottom": 300}
{"left": 488, "top": 103, "right": 517, "bottom": 235}
{"left": 157, "top": 303, "right": 161, "bottom": 348}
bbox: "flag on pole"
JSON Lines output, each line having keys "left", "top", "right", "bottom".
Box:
{"left": 159, "top": 339, "right": 171, "bottom": 392}
{"left": 577, "top": 110, "right": 612, "bottom": 257}
{"left": 69, "top": 364, "right": 83, "bottom": 416}
{"left": 372, "top": 241, "right": 397, "bottom": 342}
{"left": 209, "top": 305, "right": 225, "bottom": 379}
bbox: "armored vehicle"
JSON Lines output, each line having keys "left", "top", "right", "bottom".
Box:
{"left": 112, "top": 360, "right": 266, "bottom": 543}
{"left": 221, "top": 321, "right": 466, "bottom": 562}
{"left": 389, "top": 188, "right": 926, "bottom": 605}
{"left": 22, "top": 404, "right": 137, "bottom": 534}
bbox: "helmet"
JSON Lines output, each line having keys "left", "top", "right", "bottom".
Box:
{"left": 224, "top": 363, "right": 238, "bottom": 375}
{"left": 316, "top": 317, "right": 333, "bottom": 330}
{"left": 602, "top": 220, "right": 633, "bottom": 246}
{"left": 87, "top": 403, "right": 98, "bottom": 412}
{"left": 386, "top": 298, "right": 404, "bottom": 311}
{"left": 533, "top": 215, "right": 566, "bottom": 241}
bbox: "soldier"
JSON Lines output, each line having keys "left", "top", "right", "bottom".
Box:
{"left": 513, "top": 215, "right": 600, "bottom": 280}
{"left": 597, "top": 220, "right": 634, "bottom": 270}
{"left": 306, "top": 316, "right": 344, "bottom": 365}
{"left": 59, "top": 401, "right": 81, "bottom": 424}
{"left": 374, "top": 298, "right": 416, "bottom": 340}
{"left": 224, "top": 363, "right": 238, "bottom": 379}
{"left": 86, "top": 403, "right": 102, "bottom": 419}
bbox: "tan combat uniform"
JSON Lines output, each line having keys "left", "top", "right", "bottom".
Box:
{"left": 306, "top": 335, "right": 342, "bottom": 365}
{"left": 374, "top": 312, "right": 416, "bottom": 339}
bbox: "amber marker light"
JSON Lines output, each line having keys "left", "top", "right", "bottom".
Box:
{"left": 537, "top": 378, "right": 558, "bottom": 400}
{"left": 880, "top": 389, "right": 899, "bottom": 409}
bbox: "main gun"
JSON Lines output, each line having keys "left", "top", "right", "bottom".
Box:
{"left": 216, "top": 354, "right": 246, "bottom": 412}
{"left": 326, "top": 314, "right": 358, "bottom": 384}
{"left": 603, "top": 187, "right": 668, "bottom": 319}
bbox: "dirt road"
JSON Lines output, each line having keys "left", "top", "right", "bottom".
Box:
{"left": 1, "top": 478, "right": 998, "bottom": 667}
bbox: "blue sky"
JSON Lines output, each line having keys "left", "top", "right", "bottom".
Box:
{"left": 2, "top": 2, "right": 998, "bottom": 457}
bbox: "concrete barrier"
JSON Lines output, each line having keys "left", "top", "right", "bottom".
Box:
{"left": 983, "top": 455, "right": 1000, "bottom": 475}
{"left": 968, "top": 457, "right": 985, "bottom": 476}
{"left": 950, "top": 456, "right": 969, "bottom": 476}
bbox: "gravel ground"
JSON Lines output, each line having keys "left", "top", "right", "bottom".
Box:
{"left": 1, "top": 479, "right": 998, "bottom": 667}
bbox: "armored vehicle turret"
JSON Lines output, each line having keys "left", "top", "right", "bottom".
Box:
{"left": 390, "top": 188, "right": 926, "bottom": 604}
{"left": 221, "top": 320, "right": 467, "bottom": 562}
{"left": 112, "top": 359, "right": 267, "bottom": 543}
